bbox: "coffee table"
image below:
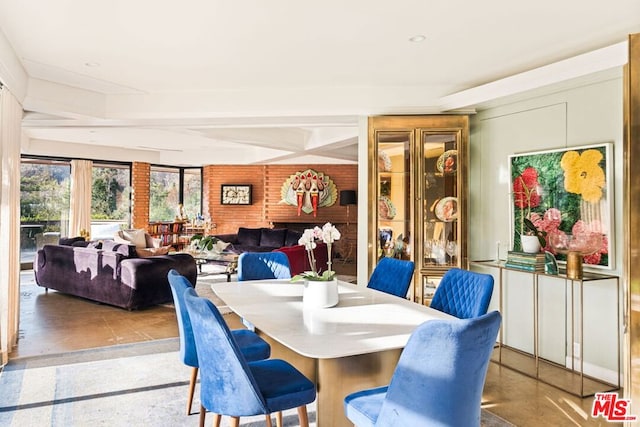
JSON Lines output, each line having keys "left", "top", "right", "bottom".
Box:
{"left": 188, "top": 251, "right": 238, "bottom": 281}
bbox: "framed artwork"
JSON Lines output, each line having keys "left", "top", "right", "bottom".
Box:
{"left": 221, "top": 184, "right": 252, "bottom": 205}
{"left": 509, "top": 143, "right": 613, "bottom": 269}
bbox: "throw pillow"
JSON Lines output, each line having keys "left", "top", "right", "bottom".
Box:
{"left": 121, "top": 229, "right": 147, "bottom": 248}
{"left": 136, "top": 245, "right": 171, "bottom": 257}
{"left": 285, "top": 229, "right": 303, "bottom": 246}
{"left": 215, "top": 240, "right": 231, "bottom": 252}
{"left": 260, "top": 228, "right": 287, "bottom": 248}
{"left": 102, "top": 240, "right": 138, "bottom": 257}
{"left": 237, "top": 227, "right": 261, "bottom": 246}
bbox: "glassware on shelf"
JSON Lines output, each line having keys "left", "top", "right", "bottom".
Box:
{"left": 431, "top": 240, "right": 447, "bottom": 265}
{"left": 424, "top": 240, "right": 433, "bottom": 264}
{"left": 446, "top": 240, "right": 457, "bottom": 265}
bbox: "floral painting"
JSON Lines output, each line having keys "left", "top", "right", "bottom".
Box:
{"left": 509, "top": 143, "right": 613, "bottom": 269}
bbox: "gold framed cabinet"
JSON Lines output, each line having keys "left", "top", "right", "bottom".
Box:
{"left": 368, "top": 115, "right": 469, "bottom": 305}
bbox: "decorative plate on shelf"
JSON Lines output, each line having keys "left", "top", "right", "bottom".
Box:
{"left": 434, "top": 197, "right": 458, "bottom": 222}
{"left": 378, "top": 151, "right": 392, "bottom": 172}
{"left": 378, "top": 196, "right": 396, "bottom": 220}
{"left": 436, "top": 150, "right": 457, "bottom": 175}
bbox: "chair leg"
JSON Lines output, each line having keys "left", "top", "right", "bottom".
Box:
{"left": 297, "top": 405, "right": 309, "bottom": 427}
{"left": 199, "top": 404, "right": 206, "bottom": 427}
{"left": 274, "top": 411, "right": 282, "bottom": 427}
{"left": 230, "top": 416, "right": 240, "bottom": 427}
{"left": 211, "top": 413, "right": 221, "bottom": 427}
{"left": 187, "top": 367, "right": 198, "bottom": 415}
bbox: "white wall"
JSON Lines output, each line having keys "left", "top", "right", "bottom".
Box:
{"left": 470, "top": 76, "right": 623, "bottom": 382}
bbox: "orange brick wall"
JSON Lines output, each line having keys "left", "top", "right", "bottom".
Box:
{"left": 131, "top": 162, "right": 150, "bottom": 229}
{"left": 202, "top": 164, "right": 358, "bottom": 257}
{"left": 202, "top": 165, "right": 269, "bottom": 234}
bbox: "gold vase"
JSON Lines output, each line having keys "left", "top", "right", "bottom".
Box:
{"left": 566, "top": 251, "right": 583, "bottom": 279}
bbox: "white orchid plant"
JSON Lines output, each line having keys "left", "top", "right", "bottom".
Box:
{"left": 292, "top": 222, "right": 341, "bottom": 282}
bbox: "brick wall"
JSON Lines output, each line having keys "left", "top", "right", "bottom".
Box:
{"left": 202, "top": 164, "right": 358, "bottom": 258}
{"left": 131, "top": 162, "right": 150, "bottom": 229}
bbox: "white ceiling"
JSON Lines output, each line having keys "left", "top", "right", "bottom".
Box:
{"left": 0, "top": 1, "right": 638, "bottom": 165}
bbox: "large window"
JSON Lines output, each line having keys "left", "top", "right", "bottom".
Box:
{"left": 91, "top": 162, "right": 131, "bottom": 238}
{"left": 150, "top": 166, "right": 180, "bottom": 222}
{"left": 183, "top": 168, "right": 202, "bottom": 220}
{"left": 149, "top": 166, "right": 202, "bottom": 222}
{"left": 20, "top": 158, "right": 71, "bottom": 262}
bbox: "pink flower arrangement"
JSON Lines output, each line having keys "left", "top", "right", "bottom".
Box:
{"left": 292, "top": 222, "right": 341, "bottom": 281}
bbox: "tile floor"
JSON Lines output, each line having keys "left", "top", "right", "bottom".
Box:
{"left": 9, "top": 270, "right": 623, "bottom": 426}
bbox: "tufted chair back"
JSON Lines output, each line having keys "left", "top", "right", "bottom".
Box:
{"left": 237, "top": 252, "right": 292, "bottom": 281}
{"left": 430, "top": 268, "right": 494, "bottom": 319}
{"left": 367, "top": 257, "right": 415, "bottom": 298}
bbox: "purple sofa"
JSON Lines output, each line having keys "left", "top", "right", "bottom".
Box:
{"left": 34, "top": 240, "right": 197, "bottom": 310}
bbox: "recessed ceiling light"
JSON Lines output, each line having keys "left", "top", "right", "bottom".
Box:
{"left": 84, "top": 62, "right": 100, "bottom": 67}
{"left": 409, "top": 35, "right": 426, "bottom": 43}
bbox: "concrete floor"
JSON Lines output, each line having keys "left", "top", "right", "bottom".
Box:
{"left": 10, "top": 270, "right": 622, "bottom": 426}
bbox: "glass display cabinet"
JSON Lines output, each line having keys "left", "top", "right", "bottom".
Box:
{"left": 368, "top": 115, "right": 469, "bottom": 305}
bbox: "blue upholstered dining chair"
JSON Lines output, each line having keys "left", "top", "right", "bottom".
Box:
{"left": 183, "top": 287, "right": 317, "bottom": 427}
{"left": 167, "top": 270, "right": 271, "bottom": 419}
{"left": 237, "top": 252, "right": 292, "bottom": 281}
{"left": 367, "top": 257, "right": 415, "bottom": 298}
{"left": 430, "top": 267, "right": 495, "bottom": 319}
{"left": 344, "top": 310, "right": 502, "bottom": 427}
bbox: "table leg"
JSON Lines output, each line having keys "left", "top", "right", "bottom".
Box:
{"left": 257, "top": 331, "right": 400, "bottom": 427}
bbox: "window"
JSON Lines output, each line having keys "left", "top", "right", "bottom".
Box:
{"left": 91, "top": 163, "right": 131, "bottom": 238}
{"left": 183, "top": 168, "right": 202, "bottom": 220}
{"left": 149, "top": 166, "right": 202, "bottom": 222}
{"left": 20, "top": 158, "right": 71, "bottom": 263}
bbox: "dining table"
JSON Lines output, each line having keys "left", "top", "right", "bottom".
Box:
{"left": 211, "top": 279, "right": 455, "bottom": 427}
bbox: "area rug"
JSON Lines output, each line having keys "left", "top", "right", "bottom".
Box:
{"left": 0, "top": 338, "right": 513, "bottom": 427}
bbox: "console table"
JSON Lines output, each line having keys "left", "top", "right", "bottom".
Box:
{"left": 470, "top": 260, "right": 620, "bottom": 397}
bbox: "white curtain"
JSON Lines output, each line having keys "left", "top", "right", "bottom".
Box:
{"left": 69, "top": 159, "right": 92, "bottom": 238}
{"left": 0, "top": 87, "right": 22, "bottom": 366}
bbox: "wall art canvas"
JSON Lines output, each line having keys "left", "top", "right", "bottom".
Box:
{"left": 509, "top": 143, "right": 613, "bottom": 269}
{"left": 221, "top": 184, "right": 252, "bottom": 205}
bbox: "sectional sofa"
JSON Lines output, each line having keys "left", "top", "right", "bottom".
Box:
{"left": 34, "top": 239, "right": 197, "bottom": 310}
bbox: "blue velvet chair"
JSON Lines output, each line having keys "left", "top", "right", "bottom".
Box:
{"left": 430, "top": 268, "right": 495, "bottom": 319}
{"left": 344, "top": 310, "right": 502, "bottom": 427}
{"left": 367, "top": 257, "right": 415, "bottom": 298}
{"left": 167, "top": 270, "right": 271, "bottom": 418}
{"left": 183, "top": 287, "right": 317, "bottom": 427}
{"left": 237, "top": 252, "right": 292, "bottom": 281}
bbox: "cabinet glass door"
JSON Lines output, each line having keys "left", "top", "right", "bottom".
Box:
{"left": 421, "top": 133, "right": 459, "bottom": 267}
{"left": 375, "top": 132, "right": 411, "bottom": 261}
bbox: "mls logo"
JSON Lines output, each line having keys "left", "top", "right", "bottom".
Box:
{"left": 591, "top": 392, "right": 637, "bottom": 422}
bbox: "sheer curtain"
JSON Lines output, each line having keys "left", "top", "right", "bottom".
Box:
{"left": 0, "top": 86, "right": 22, "bottom": 366}
{"left": 69, "top": 159, "right": 93, "bottom": 238}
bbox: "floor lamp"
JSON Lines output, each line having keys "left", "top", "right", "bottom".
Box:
{"left": 339, "top": 190, "right": 357, "bottom": 226}
{"left": 339, "top": 190, "right": 357, "bottom": 263}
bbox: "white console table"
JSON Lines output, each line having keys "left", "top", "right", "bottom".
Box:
{"left": 470, "top": 260, "right": 620, "bottom": 397}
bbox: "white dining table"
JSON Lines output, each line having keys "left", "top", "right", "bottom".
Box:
{"left": 211, "top": 279, "right": 454, "bottom": 427}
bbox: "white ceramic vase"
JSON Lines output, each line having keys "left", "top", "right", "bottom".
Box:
{"left": 521, "top": 235, "right": 541, "bottom": 253}
{"left": 303, "top": 279, "right": 339, "bottom": 308}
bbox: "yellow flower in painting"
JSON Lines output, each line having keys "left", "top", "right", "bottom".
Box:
{"left": 560, "top": 149, "right": 605, "bottom": 203}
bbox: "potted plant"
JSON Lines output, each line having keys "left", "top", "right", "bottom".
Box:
{"left": 291, "top": 222, "right": 341, "bottom": 308}
{"left": 521, "top": 217, "right": 547, "bottom": 253}
{"left": 189, "top": 234, "right": 229, "bottom": 254}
